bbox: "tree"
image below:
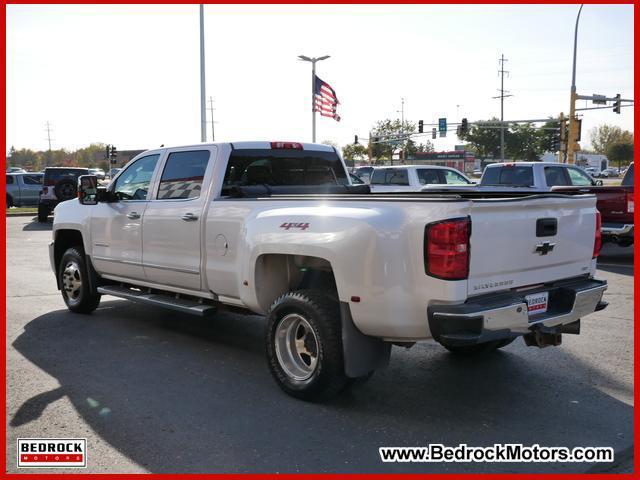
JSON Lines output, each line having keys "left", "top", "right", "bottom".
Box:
{"left": 369, "top": 119, "right": 415, "bottom": 164}
{"left": 458, "top": 118, "right": 503, "bottom": 159}
{"left": 590, "top": 125, "right": 633, "bottom": 155}
{"left": 606, "top": 141, "right": 634, "bottom": 170}
{"left": 506, "top": 123, "right": 543, "bottom": 161}
{"left": 320, "top": 139, "right": 338, "bottom": 150}
{"left": 342, "top": 143, "right": 367, "bottom": 165}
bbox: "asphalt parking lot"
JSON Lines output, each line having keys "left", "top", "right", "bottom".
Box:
{"left": 6, "top": 215, "right": 633, "bottom": 473}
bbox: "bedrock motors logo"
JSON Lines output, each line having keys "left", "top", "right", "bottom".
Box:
{"left": 17, "top": 438, "right": 87, "bottom": 468}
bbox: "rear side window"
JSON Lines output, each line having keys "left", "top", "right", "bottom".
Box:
{"left": 481, "top": 166, "right": 533, "bottom": 186}
{"left": 371, "top": 169, "right": 410, "bottom": 186}
{"left": 417, "top": 169, "right": 441, "bottom": 185}
{"left": 23, "top": 174, "right": 43, "bottom": 185}
{"left": 544, "top": 166, "right": 569, "bottom": 186}
{"left": 6, "top": 175, "right": 14, "bottom": 185}
{"left": 223, "top": 149, "right": 348, "bottom": 190}
{"left": 157, "top": 150, "right": 211, "bottom": 200}
{"left": 622, "top": 164, "right": 634, "bottom": 186}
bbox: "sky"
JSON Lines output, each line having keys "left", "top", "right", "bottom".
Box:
{"left": 6, "top": 4, "right": 635, "bottom": 153}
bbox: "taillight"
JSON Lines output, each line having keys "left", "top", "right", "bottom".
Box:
{"left": 627, "top": 192, "right": 634, "bottom": 213}
{"left": 425, "top": 218, "right": 470, "bottom": 280}
{"left": 270, "top": 141, "right": 303, "bottom": 150}
{"left": 44, "top": 179, "right": 55, "bottom": 186}
{"left": 593, "top": 211, "right": 602, "bottom": 258}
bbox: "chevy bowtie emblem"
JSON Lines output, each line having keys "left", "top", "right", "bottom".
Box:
{"left": 535, "top": 241, "right": 556, "bottom": 255}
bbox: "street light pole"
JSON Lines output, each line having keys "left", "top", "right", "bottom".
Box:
{"left": 567, "top": 4, "right": 584, "bottom": 164}
{"left": 298, "top": 54, "right": 330, "bottom": 143}
{"left": 199, "top": 4, "right": 207, "bottom": 143}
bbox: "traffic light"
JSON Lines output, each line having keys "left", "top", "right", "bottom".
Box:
{"left": 575, "top": 118, "right": 582, "bottom": 141}
{"left": 110, "top": 145, "right": 117, "bottom": 158}
{"left": 354, "top": 135, "right": 358, "bottom": 144}
{"left": 105, "top": 144, "right": 111, "bottom": 159}
{"left": 456, "top": 125, "right": 462, "bottom": 136}
{"left": 432, "top": 128, "right": 437, "bottom": 139}
{"left": 418, "top": 120, "right": 424, "bottom": 133}
{"left": 549, "top": 129, "right": 560, "bottom": 152}
{"left": 613, "top": 94, "right": 621, "bottom": 114}
{"left": 460, "top": 118, "right": 468, "bottom": 136}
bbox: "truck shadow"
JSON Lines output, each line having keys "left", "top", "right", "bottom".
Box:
{"left": 11, "top": 302, "right": 633, "bottom": 473}
{"left": 22, "top": 219, "right": 52, "bottom": 231}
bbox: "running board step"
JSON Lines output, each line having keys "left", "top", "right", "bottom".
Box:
{"left": 97, "top": 285, "right": 216, "bottom": 317}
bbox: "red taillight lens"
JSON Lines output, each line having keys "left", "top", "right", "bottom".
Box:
{"left": 627, "top": 192, "right": 634, "bottom": 213}
{"left": 593, "top": 211, "right": 602, "bottom": 258}
{"left": 425, "top": 218, "right": 470, "bottom": 280}
{"left": 270, "top": 141, "right": 303, "bottom": 150}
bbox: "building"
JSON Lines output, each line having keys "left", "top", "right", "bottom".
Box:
{"left": 406, "top": 151, "right": 476, "bottom": 174}
{"left": 539, "top": 152, "right": 608, "bottom": 173}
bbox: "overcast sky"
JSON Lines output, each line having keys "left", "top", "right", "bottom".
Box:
{"left": 6, "top": 4, "right": 634, "bottom": 153}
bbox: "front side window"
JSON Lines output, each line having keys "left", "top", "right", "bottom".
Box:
{"left": 113, "top": 154, "right": 160, "bottom": 201}
{"left": 544, "top": 166, "right": 569, "bottom": 186}
{"left": 443, "top": 169, "right": 470, "bottom": 185}
{"left": 566, "top": 167, "right": 593, "bottom": 186}
{"left": 417, "top": 169, "right": 441, "bottom": 185}
{"left": 371, "top": 169, "right": 410, "bottom": 186}
{"left": 157, "top": 150, "right": 210, "bottom": 200}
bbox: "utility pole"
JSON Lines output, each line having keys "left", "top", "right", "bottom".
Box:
{"left": 199, "top": 4, "right": 207, "bottom": 143}
{"left": 45, "top": 121, "right": 53, "bottom": 167}
{"left": 208, "top": 96, "right": 216, "bottom": 142}
{"left": 567, "top": 4, "right": 584, "bottom": 164}
{"left": 493, "top": 54, "right": 513, "bottom": 161}
{"left": 397, "top": 97, "right": 405, "bottom": 162}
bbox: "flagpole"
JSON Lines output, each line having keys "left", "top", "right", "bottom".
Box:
{"left": 298, "top": 54, "right": 330, "bottom": 143}
{"left": 311, "top": 61, "right": 316, "bottom": 143}
{"left": 199, "top": 4, "right": 206, "bottom": 143}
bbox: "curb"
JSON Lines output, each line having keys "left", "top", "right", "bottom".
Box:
{"left": 5, "top": 212, "right": 38, "bottom": 217}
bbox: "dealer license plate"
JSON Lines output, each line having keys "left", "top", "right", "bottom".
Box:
{"left": 525, "top": 291, "right": 548, "bottom": 317}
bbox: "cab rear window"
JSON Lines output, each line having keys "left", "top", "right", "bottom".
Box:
{"left": 371, "top": 169, "right": 410, "bottom": 186}
{"left": 481, "top": 166, "right": 534, "bottom": 186}
{"left": 222, "top": 149, "right": 347, "bottom": 190}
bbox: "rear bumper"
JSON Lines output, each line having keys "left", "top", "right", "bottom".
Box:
{"left": 428, "top": 277, "right": 607, "bottom": 347}
{"left": 601, "top": 222, "right": 633, "bottom": 241}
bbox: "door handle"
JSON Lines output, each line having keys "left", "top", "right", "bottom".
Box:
{"left": 126, "top": 212, "right": 140, "bottom": 220}
{"left": 181, "top": 213, "right": 198, "bottom": 222}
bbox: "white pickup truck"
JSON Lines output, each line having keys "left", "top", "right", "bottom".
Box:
{"left": 50, "top": 141, "right": 607, "bottom": 400}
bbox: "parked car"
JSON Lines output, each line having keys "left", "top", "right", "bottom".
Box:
{"left": 88, "top": 168, "right": 106, "bottom": 180}
{"left": 370, "top": 165, "right": 472, "bottom": 192}
{"left": 6, "top": 167, "right": 27, "bottom": 174}
{"left": 6, "top": 172, "right": 43, "bottom": 207}
{"left": 476, "top": 162, "right": 602, "bottom": 190}
{"left": 50, "top": 141, "right": 607, "bottom": 400}
{"left": 554, "top": 163, "right": 634, "bottom": 247}
{"left": 38, "top": 167, "right": 90, "bottom": 222}
{"left": 601, "top": 168, "right": 619, "bottom": 178}
{"left": 353, "top": 166, "right": 374, "bottom": 184}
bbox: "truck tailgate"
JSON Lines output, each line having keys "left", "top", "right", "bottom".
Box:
{"left": 467, "top": 195, "right": 596, "bottom": 296}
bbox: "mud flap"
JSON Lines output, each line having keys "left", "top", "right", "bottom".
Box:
{"left": 340, "top": 302, "right": 391, "bottom": 378}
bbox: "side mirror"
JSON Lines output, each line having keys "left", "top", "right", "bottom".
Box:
{"left": 595, "top": 180, "right": 603, "bottom": 186}
{"left": 78, "top": 175, "right": 98, "bottom": 205}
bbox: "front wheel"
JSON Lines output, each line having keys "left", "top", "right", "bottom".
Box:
{"left": 266, "top": 290, "right": 351, "bottom": 401}
{"left": 59, "top": 247, "right": 101, "bottom": 314}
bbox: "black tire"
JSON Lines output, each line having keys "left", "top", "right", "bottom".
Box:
{"left": 444, "top": 337, "right": 516, "bottom": 356}
{"left": 6, "top": 194, "right": 13, "bottom": 208}
{"left": 37, "top": 204, "right": 49, "bottom": 222}
{"left": 266, "top": 290, "right": 350, "bottom": 401}
{"left": 58, "top": 247, "right": 101, "bottom": 314}
{"left": 55, "top": 179, "right": 77, "bottom": 201}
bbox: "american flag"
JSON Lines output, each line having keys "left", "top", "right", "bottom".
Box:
{"left": 313, "top": 75, "right": 341, "bottom": 121}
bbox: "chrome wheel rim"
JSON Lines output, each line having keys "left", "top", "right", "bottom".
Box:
{"left": 274, "top": 313, "right": 319, "bottom": 381}
{"left": 62, "top": 261, "right": 82, "bottom": 306}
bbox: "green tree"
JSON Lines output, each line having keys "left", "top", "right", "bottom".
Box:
{"left": 606, "top": 141, "right": 634, "bottom": 170}
{"left": 458, "top": 118, "right": 503, "bottom": 159}
{"left": 589, "top": 124, "right": 633, "bottom": 154}
{"left": 506, "top": 123, "right": 543, "bottom": 161}
{"left": 342, "top": 143, "right": 367, "bottom": 165}
{"left": 370, "top": 119, "right": 415, "bottom": 164}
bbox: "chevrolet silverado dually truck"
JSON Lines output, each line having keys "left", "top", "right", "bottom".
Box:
{"left": 50, "top": 142, "right": 608, "bottom": 400}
